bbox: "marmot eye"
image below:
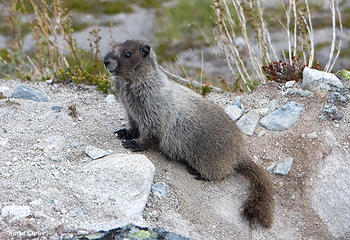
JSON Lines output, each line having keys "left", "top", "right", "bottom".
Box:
{"left": 124, "top": 52, "right": 132, "bottom": 58}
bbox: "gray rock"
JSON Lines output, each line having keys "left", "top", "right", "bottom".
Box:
{"left": 104, "top": 94, "right": 117, "bottom": 105}
{"left": 224, "top": 105, "right": 243, "bottom": 121}
{"left": 0, "top": 86, "right": 12, "bottom": 97}
{"left": 302, "top": 67, "right": 343, "bottom": 91}
{"left": 311, "top": 146, "right": 350, "bottom": 238}
{"left": 259, "top": 102, "right": 304, "bottom": 131}
{"left": 252, "top": 108, "right": 269, "bottom": 117}
{"left": 1, "top": 205, "right": 31, "bottom": 219}
{"left": 71, "top": 154, "right": 155, "bottom": 232}
{"left": 283, "top": 88, "right": 311, "bottom": 97}
{"left": 12, "top": 85, "right": 50, "bottom": 102}
{"left": 320, "top": 104, "right": 342, "bottom": 120}
{"left": 51, "top": 106, "right": 63, "bottom": 112}
{"left": 236, "top": 111, "right": 260, "bottom": 136}
{"left": 151, "top": 182, "right": 169, "bottom": 198}
{"left": 0, "top": 137, "right": 8, "bottom": 147}
{"left": 285, "top": 81, "right": 296, "bottom": 88}
{"left": 266, "top": 100, "right": 279, "bottom": 112}
{"left": 307, "top": 132, "right": 318, "bottom": 139}
{"left": 74, "top": 224, "right": 191, "bottom": 240}
{"left": 273, "top": 157, "right": 294, "bottom": 175}
{"left": 85, "top": 145, "right": 110, "bottom": 160}
{"left": 42, "top": 135, "right": 67, "bottom": 153}
{"left": 71, "top": 141, "right": 81, "bottom": 148}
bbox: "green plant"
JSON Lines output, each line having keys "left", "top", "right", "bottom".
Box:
{"left": 213, "top": 0, "right": 343, "bottom": 91}
{"left": 2, "top": 0, "right": 111, "bottom": 94}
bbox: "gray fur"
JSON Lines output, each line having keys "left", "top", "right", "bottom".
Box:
{"left": 104, "top": 40, "right": 274, "bottom": 228}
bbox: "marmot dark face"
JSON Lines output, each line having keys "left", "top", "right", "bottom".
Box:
{"left": 104, "top": 40, "right": 151, "bottom": 79}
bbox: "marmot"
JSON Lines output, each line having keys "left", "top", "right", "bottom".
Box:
{"left": 104, "top": 40, "right": 274, "bottom": 228}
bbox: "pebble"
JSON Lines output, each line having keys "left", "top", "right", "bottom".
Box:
{"left": 12, "top": 85, "right": 50, "bottom": 102}
{"left": 1, "top": 205, "right": 31, "bottom": 218}
{"left": 85, "top": 145, "right": 110, "bottom": 160}
{"left": 320, "top": 104, "right": 342, "bottom": 120}
{"left": 260, "top": 102, "right": 304, "bottom": 131}
{"left": 236, "top": 111, "right": 260, "bottom": 136}
{"left": 283, "top": 88, "right": 311, "bottom": 97}
{"left": 51, "top": 106, "right": 63, "bottom": 112}
{"left": 285, "top": 81, "right": 296, "bottom": 88}
{"left": 307, "top": 132, "right": 318, "bottom": 139}
{"left": 225, "top": 105, "right": 243, "bottom": 121}
{"left": 104, "top": 94, "right": 117, "bottom": 105}
{"left": 151, "top": 182, "right": 169, "bottom": 198}
{"left": 0, "top": 137, "right": 8, "bottom": 147}
{"left": 273, "top": 157, "right": 294, "bottom": 175}
{"left": 0, "top": 86, "right": 12, "bottom": 97}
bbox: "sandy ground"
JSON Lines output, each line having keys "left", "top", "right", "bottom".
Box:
{"left": 0, "top": 79, "right": 349, "bottom": 240}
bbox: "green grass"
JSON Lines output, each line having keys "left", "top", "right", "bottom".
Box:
{"left": 63, "top": 0, "right": 134, "bottom": 15}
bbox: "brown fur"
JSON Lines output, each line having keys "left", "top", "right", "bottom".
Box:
{"left": 104, "top": 40, "right": 274, "bottom": 228}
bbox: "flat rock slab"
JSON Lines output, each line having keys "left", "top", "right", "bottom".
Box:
{"left": 85, "top": 145, "right": 110, "bottom": 160}
{"left": 12, "top": 85, "right": 50, "bottom": 102}
{"left": 69, "top": 154, "right": 155, "bottom": 232}
{"left": 259, "top": 102, "right": 304, "bottom": 131}
{"left": 273, "top": 157, "right": 294, "bottom": 175}
{"left": 236, "top": 111, "right": 260, "bottom": 136}
{"left": 311, "top": 149, "right": 350, "bottom": 239}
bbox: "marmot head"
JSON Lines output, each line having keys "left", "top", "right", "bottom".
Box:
{"left": 104, "top": 40, "right": 155, "bottom": 79}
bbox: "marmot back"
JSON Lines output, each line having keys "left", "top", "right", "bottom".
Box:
{"left": 104, "top": 40, "right": 274, "bottom": 228}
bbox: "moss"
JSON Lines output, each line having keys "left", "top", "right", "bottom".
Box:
{"left": 138, "top": 0, "right": 162, "bottom": 9}
{"left": 129, "top": 230, "right": 151, "bottom": 239}
{"left": 336, "top": 69, "right": 350, "bottom": 81}
{"left": 63, "top": 0, "right": 134, "bottom": 15}
{"left": 72, "top": 23, "right": 89, "bottom": 32}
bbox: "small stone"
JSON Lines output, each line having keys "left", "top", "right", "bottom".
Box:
{"left": 260, "top": 102, "right": 304, "bottom": 131}
{"left": 236, "top": 111, "right": 260, "bottom": 136}
{"left": 320, "top": 104, "right": 342, "bottom": 120}
{"left": 232, "top": 101, "right": 242, "bottom": 109}
{"left": 151, "top": 182, "right": 169, "bottom": 198}
{"left": 258, "top": 130, "right": 266, "bottom": 137}
{"left": 267, "top": 163, "right": 276, "bottom": 172}
{"left": 12, "top": 85, "right": 50, "bottom": 102}
{"left": 0, "top": 137, "right": 8, "bottom": 147}
{"left": 71, "top": 141, "right": 81, "bottom": 148}
{"left": 1, "top": 205, "right": 31, "bottom": 218}
{"left": 273, "top": 157, "right": 294, "bottom": 175}
{"left": 30, "top": 199, "right": 43, "bottom": 207}
{"left": 307, "top": 132, "right": 318, "bottom": 139}
{"left": 104, "top": 94, "right": 117, "bottom": 105}
{"left": 285, "top": 81, "right": 296, "bottom": 88}
{"left": 85, "top": 146, "right": 110, "bottom": 160}
{"left": 0, "top": 86, "right": 12, "bottom": 97}
{"left": 252, "top": 107, "right": 269, "bottom": 117}
{"left": 302, "top": 67, "right": 343, "bottom": 91}
{"left": 283, "top": 88, "right": 311, "bottom": 97}
{"left": 225, "top": 105, "right": 243, "bottom": 121}
{"left": 51, "top": 106, "right": 63, "bottom": 112}
{"left": 266, "top": 100, "right": 279, "bottom": 112}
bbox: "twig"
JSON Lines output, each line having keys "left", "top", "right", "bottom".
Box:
{"left": 158, "top": 65, "right": 226, "bottom": 93}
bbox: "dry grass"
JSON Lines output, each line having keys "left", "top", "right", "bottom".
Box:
{"left": 213, "top": 0, "right": 343, "bottom": 91}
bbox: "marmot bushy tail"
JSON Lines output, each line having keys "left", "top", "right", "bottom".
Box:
{"left": 104, "top": 39, "right": 274, "bottom": 228}
{"left": 235, "top": 157, "right": 274, "bottom": 228}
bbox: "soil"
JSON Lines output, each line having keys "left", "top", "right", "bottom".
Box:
{"left": 0, "top": 79, "right": 349, "bottom": 240}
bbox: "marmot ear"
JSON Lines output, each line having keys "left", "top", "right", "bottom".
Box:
{"left": 141, "top": 45, "right": 151, "bottom": 58}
